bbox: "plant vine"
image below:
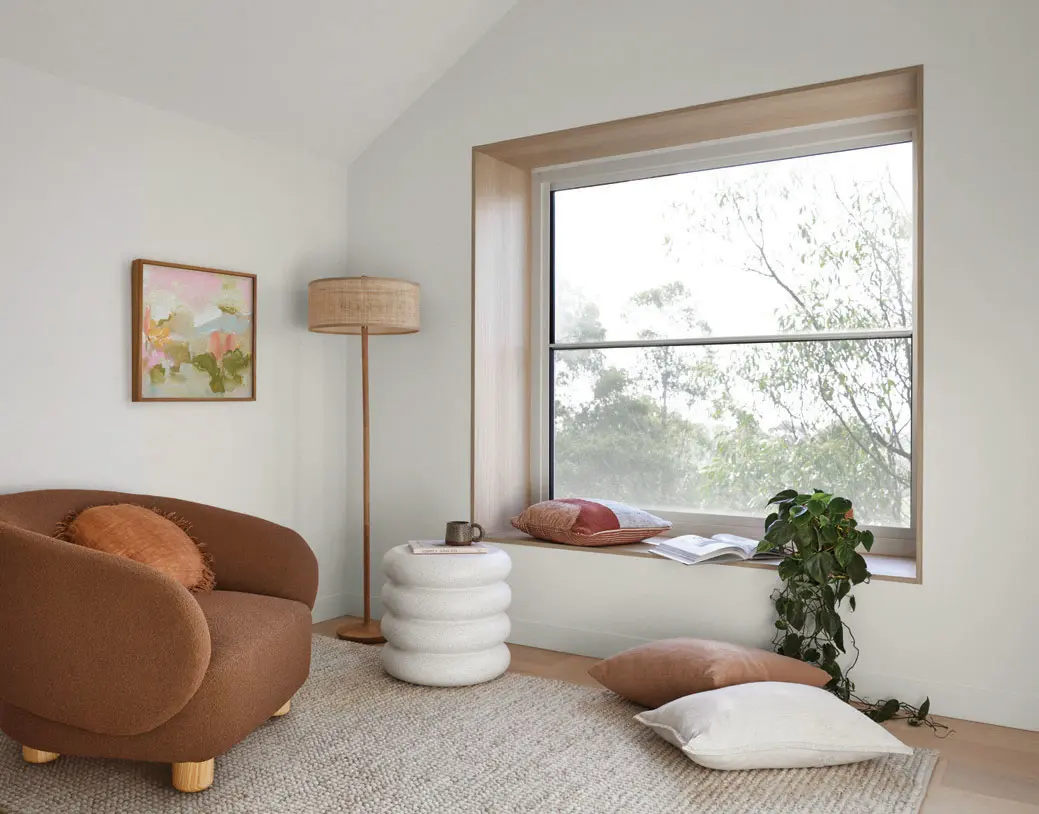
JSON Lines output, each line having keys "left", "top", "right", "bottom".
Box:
{"left": 757, "top": 489, "right": 948, "bottom": 734}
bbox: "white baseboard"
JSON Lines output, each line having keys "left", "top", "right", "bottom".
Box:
{"left": 844, "top": 669, "right": 1038, "bottom": 731}
{"left": 504, "top": 616, "right": 1038, "bottom": 731}
{"left": 312, "top": 592, "right": 353, "bottom": 623}
{"left": 313, "top": 591, "right": 386, "bottom": 623}
{"left": 506, "top": 617, "right": 651, "bottom": 659}
{"left": 311, "top": 599, "right": 1037, "bottom": 731}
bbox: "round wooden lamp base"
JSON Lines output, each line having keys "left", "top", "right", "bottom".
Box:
{"left": 337, "top": 619, "right": 386, "bottom": 644}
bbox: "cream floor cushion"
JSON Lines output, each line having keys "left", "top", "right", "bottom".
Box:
{"left": 636, "top": 681, "right": 913, "bottom": 770}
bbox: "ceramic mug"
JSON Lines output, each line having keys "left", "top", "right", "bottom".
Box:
{"left": 445, "top": 520, "right": 484, "bottom": 546}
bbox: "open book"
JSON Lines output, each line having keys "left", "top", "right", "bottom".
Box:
{"left": 649, "top": 533, "right": 778, "bottom": 565}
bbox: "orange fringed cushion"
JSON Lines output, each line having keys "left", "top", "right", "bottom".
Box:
{"left": 56, "top": 504, "right": 215, "bottom": 592}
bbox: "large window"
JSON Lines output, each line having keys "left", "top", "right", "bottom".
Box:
{"left": 542, "top": 134, "right": 917, "bottom": 547}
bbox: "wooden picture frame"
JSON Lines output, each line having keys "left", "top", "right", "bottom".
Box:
{"left": 131, "top": 259, "right": 257, "bottom": 402}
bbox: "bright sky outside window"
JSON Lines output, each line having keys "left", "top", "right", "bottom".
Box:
{"left": 551, "top": 142, "right": 914, "bottom": 528}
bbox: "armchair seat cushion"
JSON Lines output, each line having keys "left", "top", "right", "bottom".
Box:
{"left": 0, "top": 590, "right": 312, "bottom": 763}
{"left": 193, "top": 589, "right": 313, "bottom": 719}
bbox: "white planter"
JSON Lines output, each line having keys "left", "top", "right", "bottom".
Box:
{"left": 380, "top": 544, "right": 512, "bottom": 686}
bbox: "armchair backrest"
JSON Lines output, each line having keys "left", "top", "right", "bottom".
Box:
{"left": 0, "top": 489, "right": 132, "bottom": 535}
{"left": 0, "top": 488, "right": 320, "bottom": 609}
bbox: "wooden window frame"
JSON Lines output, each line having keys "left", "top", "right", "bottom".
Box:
{"left": 472, "top": 66, "right": 924, "bottom": 576}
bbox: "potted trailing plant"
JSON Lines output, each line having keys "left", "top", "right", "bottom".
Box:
{"left": 757, "top": 489, "right": 943, "bottom": 730}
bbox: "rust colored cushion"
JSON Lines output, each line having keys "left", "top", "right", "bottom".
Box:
{"left": 57, "top": 504, "right": 215, "bottom": 592}
{"left": 588, "top": 638, "right": 831, "bottom": 707}
{"left": 511, "top": 498, "right": 671, "bottom": 546}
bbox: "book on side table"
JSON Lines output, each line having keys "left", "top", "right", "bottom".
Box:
{"left": 409, "top": 540, "right": 490, "bottom": 555}
{"left": 649, "top": 533, "right": 780, "bottom": 565}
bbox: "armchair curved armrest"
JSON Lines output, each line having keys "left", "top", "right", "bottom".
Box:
{"left": 0, "top": 523, "right": 211, "bottom": 736}
{"left": 149, "top": 497, "right": 319, "bottom": 609}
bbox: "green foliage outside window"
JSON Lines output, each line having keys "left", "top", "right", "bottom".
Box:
{"left": 554, "top": 155, "right": 912, "bottom": 527}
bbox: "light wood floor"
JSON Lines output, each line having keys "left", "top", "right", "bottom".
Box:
{"left": 316, "top": 616, "right": 1039, "bottom": 813}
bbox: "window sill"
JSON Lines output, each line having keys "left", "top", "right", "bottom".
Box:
{"left": 484, "top": 530, "right": 918, "bottom": 584}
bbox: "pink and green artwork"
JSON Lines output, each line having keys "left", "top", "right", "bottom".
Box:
{"left": 132, "top": 260, "right": 256, "bottom": 401}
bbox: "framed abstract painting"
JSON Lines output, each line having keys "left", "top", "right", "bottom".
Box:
{"left": 131, "top": 259, "right": 257, "bottom": 402}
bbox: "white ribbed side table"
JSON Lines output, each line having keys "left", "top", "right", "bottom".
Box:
{"left": 380, "top": 544, "right": 512, "bottom": 686}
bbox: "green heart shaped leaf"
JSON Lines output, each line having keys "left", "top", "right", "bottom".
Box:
{"left": 828, "top": 496, "right": 853, "bottom": 515}
{"left": 847, "top": 553, "right": 869, "bottom": 585}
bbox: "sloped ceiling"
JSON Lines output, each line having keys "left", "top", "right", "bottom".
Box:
{"left": 0, "top": 0, "right": 518, "bottom": 163}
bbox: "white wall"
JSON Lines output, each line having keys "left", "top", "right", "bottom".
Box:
{"left": 346, "top": 0, "right": 1039, "bottom": 729}
{"left": 0, "top": 57, "right": 353, "bottom": 621}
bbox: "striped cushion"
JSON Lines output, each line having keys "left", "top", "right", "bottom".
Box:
{"left": 511, "top": 499, "right": 672, "bottom": 547}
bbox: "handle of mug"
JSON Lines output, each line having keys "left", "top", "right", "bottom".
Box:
{"left": 471, "top": 522, "right": 484, "bottom": 542}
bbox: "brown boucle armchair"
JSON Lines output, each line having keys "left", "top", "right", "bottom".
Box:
{"left": 0, "top": 489, "right": 319, "bottom": 793}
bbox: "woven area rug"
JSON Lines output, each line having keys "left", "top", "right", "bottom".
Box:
{"left": 0, "top": 636, "right": 937, "bottom": 813}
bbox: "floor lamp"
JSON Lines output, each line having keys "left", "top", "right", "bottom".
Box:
{"left": 308, "top": 276, "right": 420, "bottom": 644}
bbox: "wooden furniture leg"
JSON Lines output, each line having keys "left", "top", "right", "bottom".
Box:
{"left": 22, "top": 746, "right": 60, "bottom": 764}
{"left": 172, "top": 759, "right": 215, "bottom": 793}
{"left": 272, "top": 699, "right": 291, "bottom": 717}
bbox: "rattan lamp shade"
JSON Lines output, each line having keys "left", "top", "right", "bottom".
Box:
{"left": 308, "top": 277, "right": 420, "bottom": 335}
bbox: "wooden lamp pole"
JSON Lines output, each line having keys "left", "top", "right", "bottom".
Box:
{"left": 361, "top": 325, "right": 372, "bottom": 628}
{"left": 306, "top": 277, "right": 421, "bottom": 645}
{"left": 340, "top": 324, "right": 382, "bottom": 642}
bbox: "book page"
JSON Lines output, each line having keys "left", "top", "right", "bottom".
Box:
{"left": 656, "top": 536, "right": 740, "bottom": 557}
{"left": 710, "top": 533, "right": 762, "bottom": 557}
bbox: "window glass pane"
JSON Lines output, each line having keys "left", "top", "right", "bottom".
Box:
{"left": 553, "top": 142, "right": 913, "bottom": 343}
{"left": 552, "top": 338, "right": 912, "bottom": 527}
